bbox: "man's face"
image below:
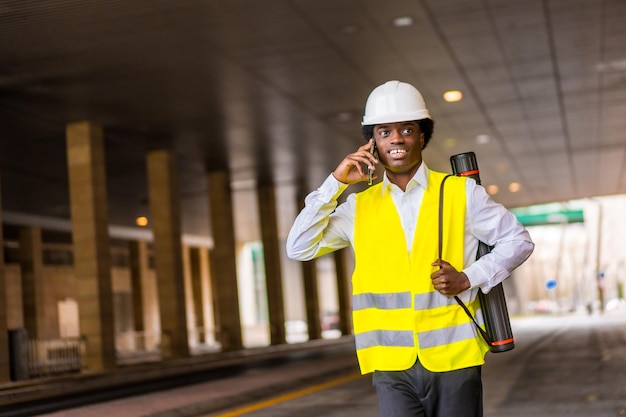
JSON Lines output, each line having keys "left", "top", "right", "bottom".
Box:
{"left": 373, "top": 121, "right": 424, "bottom": 175}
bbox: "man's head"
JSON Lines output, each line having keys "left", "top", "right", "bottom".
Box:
{"left": 360, "top": 80, "right": 434, "bottom": 149}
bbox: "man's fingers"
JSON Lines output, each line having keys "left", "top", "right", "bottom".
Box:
{"left": 359, "top": 139, "right": 374, "bottom": 152}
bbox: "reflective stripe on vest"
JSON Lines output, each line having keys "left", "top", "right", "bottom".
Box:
{"left": 353, "top": 291, "right": 485, "bottom": 349}
{"left": 355, "top": 330, "right": 415, "bottom": 350}
{"left": 418, "top": 321, "right": 479, "bottom": 349}
{"left": 352, "top": 292, "right": 412, "bottom": 310}
{"left": 354, "top": 290, "right": 479, "bottom": 313}
{"left": 352, "top": 169, "right": 489, "bottom": 374}
{"left": 414, "top": 289, "right": 478, "bottom": 310}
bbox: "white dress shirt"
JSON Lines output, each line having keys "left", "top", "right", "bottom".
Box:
{"left": 286, "top": 162, "right": 534, "bottom": 292}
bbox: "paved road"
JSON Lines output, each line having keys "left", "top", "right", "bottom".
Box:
{"left": 483, "top": 312, "right": 626, "bottom": 417}
{"left": 200, "top": 312, "right": 626, "bottom": 417}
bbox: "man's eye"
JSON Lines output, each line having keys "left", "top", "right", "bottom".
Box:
{"left": 402, "top": 128, "right": 413, "bottom": 134}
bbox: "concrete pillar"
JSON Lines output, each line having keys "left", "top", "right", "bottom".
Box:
{"left": 334, "top": 249, "right": 352, "bottom": 335}
{"left": 295, "top": 191, "right": 321, "bottom": 340}
{"left": 201, "top": 248, "right": 216, "bottom": 344}
{"left": 257, "top": 184, "right": 286, "bottom": 345}
{"left": 128, "top": 240, "right": 148, "bottom": 334}
{"left": 207, "top": 170, "right": 242, "bottom": 351}
{"left": 302, "top": 259, "right": 322, "bottom": 340}
{"left": 19, "top": 227, "right": 53, "bottom": 339}
{"left": 66, "top": 121, "right": 116, "bottom": 370}
{"left": 146, "top": 150, "right": 190, "bottom": 358}
{"left": 189, "top": 247, "right": 206, "bottom": 342}
{"left": 0, "top": 176, "right": 10, "bottom": 382}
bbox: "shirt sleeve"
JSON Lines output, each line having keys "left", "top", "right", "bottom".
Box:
{"left": 285, "top": 174, "right": 355, "bottom": 261}
{"left": 462, "top": 179, "right": 535, "bottom": 292}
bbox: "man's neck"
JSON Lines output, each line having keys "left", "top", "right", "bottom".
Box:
{"left": 386, "top": 162, "right": 422, "bottom": 192}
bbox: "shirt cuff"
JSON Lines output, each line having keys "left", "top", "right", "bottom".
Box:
{"left": 320, "top": 173, "right": 349, "bottom": 201}
{"left": 463, "top": 262, "right": 509, "bottom": 293}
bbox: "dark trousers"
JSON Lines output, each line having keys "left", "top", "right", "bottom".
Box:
{"left": 372, "top": 357, "right": 483, "bottom": 417}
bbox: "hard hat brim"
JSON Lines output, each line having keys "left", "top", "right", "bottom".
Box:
{"left": 361, "top": 110, "right": 431, "bottom": 126}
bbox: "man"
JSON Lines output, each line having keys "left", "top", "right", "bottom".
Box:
{"left": 286, "top": 80, "right": 534, "bottom": 417}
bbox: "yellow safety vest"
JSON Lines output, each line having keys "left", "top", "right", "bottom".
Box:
{"left": 352, "top": 170, "right": 489, "bottom": 374}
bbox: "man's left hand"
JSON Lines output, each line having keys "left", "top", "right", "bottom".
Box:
{"left": 430, "top": 259, "right": 471, "bottom": 296}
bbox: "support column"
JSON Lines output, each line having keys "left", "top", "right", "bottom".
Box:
{"left": 302, "top": 260, "right": 322, "bottom": 340}
{"left": 334, "top": 249, "right": 352, "bottom": 335}
{"left": 146, "top": 150, "right": 189, "bottom": 358}
{"left": 189, "top": 247, "right": 206, "bottom": 343}
{"left": 296, "top": 191, "right": 321, "bottom": 340}
{"left": 66, "top": 121, "right": 116, "bottom": 370}
{"left": 19, "top": 227, "right": 53, "bottom": 339}
{"left": 257, "top": 184, "right": 286, "bottom": 345}
{"left": 128, "top": 240, "right": 148, "bottom": 335}
{"left": 202, "top": 248, "right": 216, "bottom": 345}
{"left": 207, "top": 170, "right": 242, "bottom": 351}
{"left": 0, "top": 176, "right": 10, "bottom": 382}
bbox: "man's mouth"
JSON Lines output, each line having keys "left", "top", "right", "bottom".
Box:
{"left": 389, "top": 149, "right": 407, "bottom": 155}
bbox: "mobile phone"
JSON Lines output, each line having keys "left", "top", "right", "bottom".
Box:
{"left": 368, "top": 139, "right": 377, "bottom": 185}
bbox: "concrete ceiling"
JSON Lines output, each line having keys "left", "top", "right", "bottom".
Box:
{"left": 1, "top": 0, "right": 625, "bottom": 240}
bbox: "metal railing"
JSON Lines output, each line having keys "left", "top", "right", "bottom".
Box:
{"left": 23, "top": 328, "right": 226, "bottom": 375}
{"left": 27, "top": 337, "right": 85, "bottom": 377}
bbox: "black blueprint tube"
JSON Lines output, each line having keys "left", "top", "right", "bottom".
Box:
{"left": 450, "top": 152, "right": 515, "bottom": 353}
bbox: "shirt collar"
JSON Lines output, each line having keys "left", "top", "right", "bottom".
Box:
{"left": 381, "top": 162, "right": 429, "bottom": 195}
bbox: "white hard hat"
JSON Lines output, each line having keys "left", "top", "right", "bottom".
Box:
{"left": 361, "top": 80, "right": 431, "bottom": 125}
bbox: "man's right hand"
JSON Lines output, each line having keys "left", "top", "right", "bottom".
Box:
{"left": 332, "top": 139, "right": 379, "bottom": 184}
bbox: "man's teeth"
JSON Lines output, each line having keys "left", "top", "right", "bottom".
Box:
{"left": 389, "top": 149, "right": 407, "bottom": 154}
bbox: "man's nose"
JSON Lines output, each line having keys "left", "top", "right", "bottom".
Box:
{"left": 389, "top": 129, "right": 405, "bottom": 142}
